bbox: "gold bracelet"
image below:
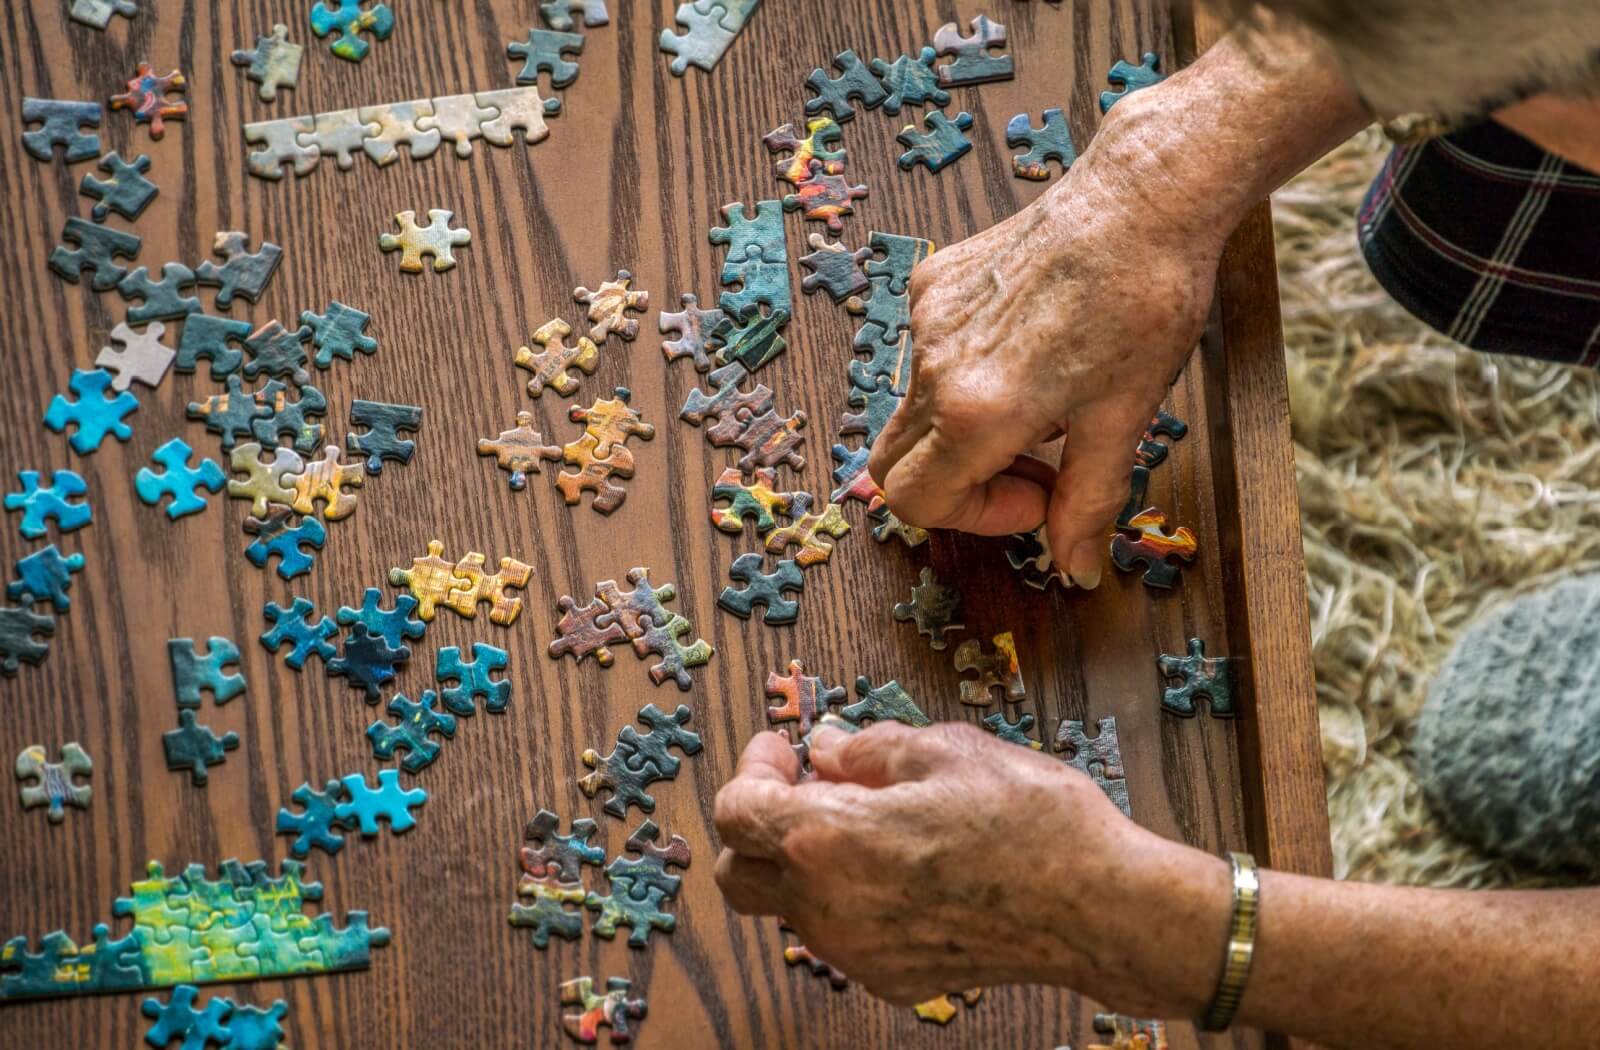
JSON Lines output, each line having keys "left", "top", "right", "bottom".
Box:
{"left": 1200, "top": 851, "right": 1260, "bottom": 1032}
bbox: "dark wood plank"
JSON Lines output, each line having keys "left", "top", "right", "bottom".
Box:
{"left": 0, "top": 3, "right": 1314, "bottom": 1047}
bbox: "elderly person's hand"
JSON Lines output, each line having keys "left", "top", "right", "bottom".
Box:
{"left": 713, "top": 722, "right": 1225, "bottom": 1015}
{"left": 867, "top": 93, "right": 1225, "bottom": 588}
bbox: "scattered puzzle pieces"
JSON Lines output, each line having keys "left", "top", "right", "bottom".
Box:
{"left": 953, "top": 632, "right": 1025, "bottom": 705}
{"left": 22, "top": 98, "right": 102, "bottom": 163}
{"left": 1101, "top": 52, "right": 1165, "bottom": 113}
{"left": 515, "top": 319, "right": 600, "bottom": 398}
{"left": 95, "top": 321, "right": 175, "bottom": 392}
{"left": 575, "top": 270, "right": 649, "bottom": 345}
{"left": 168, "top": 637, "right": 245, "bottom": 706}
{"left": 346, "top": 400, "right": 420, "bottom": 475}
{"left": 579, "top": 703, "right": 701, "bottom": 818}
{"left": 15, "top": 743, "right": 92, "bottom": 823}
{"left": 1055, "top": 717, "right": 1131, "bottom": 816}
{"left": 260, "top": 597, "right": 338, "bottom": 670}
{"left": 478, "top": 412, "right": 561, "bottom": 490}
{"left": 1110, "top": 507, "right": 1197, "bottom": 588}
{"left": 275, "top": 779, "right": 352, "bottom": 856}
{"left": 892, "top": 567, "right": 963, "bottom": 650}
{"left": 80, "top": 152, "right": 157, "bottom": 221}
{"left": 718, "top": 553, "right": 803, "bottom": 625}
{"left": 1158, "top": 638, "right": 1236, "bottom": 718}
{"left": 841, "top": 676, "right": 930, "bottom": 727}
{"left": 231, "top": 24, "right": 304, "bottom": 102}
{"left": 7, "top": 546, "right": 84, "bottom": 613}
{"left": 337, "top": 588, "right": 426, "bottom": 652}
{"left": 585, "top": 818, "right": 690, "bottom": 946}
{"left": 436, "top": 643, "right": 509, "bottom": 715}
{"left": 378, "top": 209, "right": 470, "bottom": 273}
{"left": 765, "top": 660, "right": 845, "bottom": 736}
{"left": 335, "top": 769, "right": 426, "bottom": 835}
{"left": 110, "top": 62, "right": 188, "bottom": 139}
{"left": 328, "top": 622, "right": 409, "bottom": 701}
{"left": 196, "top": 232, "right": 283, "bottom": 307}
{"left": 162, "top": 709, "right": 238, "bottom": 786}
{"left": 897, "top": 110, "right": 974, "bottom": 173}
{"left": 309, "top": 0, "right": 395, "bottom": 62}
{"left": 0, "top": 601, "right": 54, "bottom": 676}
{"left": 140, "top": 984, "right": 232, "bottom": 1049}
{"left": 1006, "top": 108, "right": 1076, "bottom": 180}
{"left": 135, "top": 438, "right": 224, "bottom": 520}
{"left": 932, "top": 14, "right": 1012, "bottom": 86}
{"left": 560, "top": 976, "right": 647, "bottom": 1045}
{"left": 5, "top": 470, "right": 92, "bottom": 539}
{"left": 804, "top": 49, "right": 887, "bottom": 122}
{"left": 367, "top": 690, "right": 456, "bottom": 772}
{"left": 48, "top": 217, "right": 141, "bottom": 290}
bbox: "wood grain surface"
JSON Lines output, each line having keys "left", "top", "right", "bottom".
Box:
{"left": 0, "top": 2, "right": 1317, "bottom": 1047}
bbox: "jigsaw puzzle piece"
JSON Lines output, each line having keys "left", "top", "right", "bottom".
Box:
{"left": 94, "top": 321, "right": 174, "bottom": 392}
{"left": 334, "top": 769, "right": 426, "bottom": 835}
{"left": 287, "top": 445, "right": 363, "bottom": 520}
{"left": 346, "top": 400, "right": 420, "bottom": 475}
{"left": 953, "top": 632, "right": 1025, "bottom": 705}
{"left": 1054, "top": 716, "right": 1131, "bottom": 815}
{"left": 710, "top": 466, "right": 798, "bottom": 536}
{"left": 358, "top": 100, "right": 441, "bottom": 166}
{"left": 798, "top": 233, "right": 871, "bottom": 302}
{"left": 389, "top": 540, "right": 469, "bottom": 621}
{"left": 763, "top": 116, "right": 845, "bottom": 186}
{"left": 226, "top": 442, "right": 304, "bottom": 517}
{"left": 1110, "top": 507, "right": 1197, "bottom": 588}
{"left": 871, "top": 47, "right": 949, "bottom": 114}
{"left": 764, "top": 660, "right": 845, "bottom": 735}
{"left": 79, "top": 151, "right": 157, "bottom": 222}
{"left": 244, "top": 514, "right": 326, "bottom": 580}
{"left": 560, "top": 976, "right": 648, "bottom": 1045}
{"left": 176, "top": 315, "right": 251, "bottom": 379}
{"left": 585, "top": 819, "right": 690, "bottom": 947}
{"left": 478, "top": 412, "right": 561, "bottom": 490}
{"left": 14, "top": 742, "right": 92, "bottom": 822}
{"left": 515, "top": 318, "right": 600, "bottom": 397}
{"left": 309, "top": 0, "right": 395, "bottom": 61}
{"left": 378, "top": 209, "right": 471, "bottom": 273}
{"left": 295, "top": 108, "right": 376, "bottom": 170}
{"left": 276, "top": 778, "right": 353, "bottom": 857}
{"left": 244, "top": 115, "right": 319, "bottom": 179}
{"left": 261, "top": 597, "right": 338, "bottom": 670}
{"left": 48, "top": 217, "right": 141, "bottom": 289}
{"left": 446, "top": 553, "right": 533, "bottom": 625}
{"left": 718, "top": 553, "right": 803, "bottom": 624}
{"left": 548, "top": 595, "right": 627, "bottom": 667}
{"left": 109, "top": 63, "right": 188, "bottom": 139}
{"left": 417, "top": 93, "right": 499, "bottom": 158}
{"left": 135, "top": 438, "right": 225, "bottom": 520}
{"left": 659, "top": 293, "right": 725, "bottom": 372}
{"left": 117, "top": 263, "right": 200, "bottom": 324}
{"left": 510, "top": 877, "right": 587, "bottom": 948}
{"left": 337, "top": 588, "right": 427, "bottom": 651}
{"left": 840, "top": 374, "right": 900, "bottom": 448}
{"left": 68, "top": 0, "right": 138, "bottom": 28}
{"left": 892, "top": 567, "right": 963, "bottom": 650}
{"left": 328, "top": 622, "right": 410, "bottom": 701}
{"left": 0, "top": 603, "right": 55, "bottom": 676}
{"left": 435, "top": 643, "right": 510, "bottom": 715}
{"left": 575, "top": 270, "right": 649, "bottom": 345}
{"left": 1157, "top": 638, "right": 1236, "bottom": 717}
{"left": 367, "top": 689, "right": 456, "bottom": 772}
{"left": 983, "top": 711, "right": 1043, "bottom": 750}
{"left": 1101, "top": 52, "right": 1165, "bottom": 113}
{"left": 711, "top": 305, "right": 790, "bottom": 372}
{"left": 475, "top": 85, "right": 562, "bottom": 147}
{"left": 519, "top": 809, "right": 606, "bottom": 882}
{"left": 842, "top": 676, "right": 931, "bottom": 727}
{"left": 764, "top": 494, "right": 849, "bottom": 567}
{"left": 932, "top": 15, "right": 1013, "bottom": 86}
{"left": 231, "top": 23, "right": 304, "bottom": 102}
{"left": 781, "top": 161, "right": 867, "bottom": 230}
{"left": 897, "top": 110, "right": 974, "bottom": 173}
{"left": 5, "top": 470, "right": 92, "bottom": 539}
{"left": 540, "top": 0, "right": 608, "bottom": 30}
{"left": 162, "top": 709, "right": 239, "bottom": 785}
{"left": 23, "top": 97, "right": 103, "bottom": 163}
{"left": 803, "top": 49, "right": 887, "bottom": 122}
{"left": 719, "top": 250, "right": 792, "bottom": 317}
{"left": 660, "top": 1, "right": 737, "bottom": 76}
{"left": 868, "top": 502, "right": 928, "bottom": 547}
{"left": 167, "top": 637, "right": 245, "bottom": 706}
{"left": 249, "top": 380, "right": 327, "bottom": 454}
{"left": 579, "top": 703, "right": 701, "bottom": 817}
{"left": 709, "top": 199, "right": 786, "bottom": 265}
{"left": 509, "top": 28, "right": 585, "bottom": 88}
{"left": 1006, "top": 108, "right": 1076, "bottom": 180}
{"left": 241, "top": 319, "right": 311, "bottom": 382}
{"left": 7, "top": 546, "right": 84, "bottom": 613}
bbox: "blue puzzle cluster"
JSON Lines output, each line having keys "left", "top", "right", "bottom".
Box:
{"left": 275, "top": 770, "right": 428, "bottom": 857}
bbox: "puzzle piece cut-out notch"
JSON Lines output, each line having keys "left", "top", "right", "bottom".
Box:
{"left": 49, "top": 217, "right": 141, "bottom": 290}
{"left": 1101, "top": 52, "right": 1165, "bottom": 113}
{"left": 932, "top": 14, "right": 1013, "bottom": 86}
{"left": 231, "top": 23, "right": 304, "bottom": 102}
{"left": 436, "top": 643, "right": 510, "bottom": 716}
{"left": 5, "top": 470, "right": 92, "bottom": 540}
{"left": 22, "top": 98, "right": 102, "bottom": 162}
{"left": 168, "top": 637, "right": 245, "bottom": 707}
{"left": 560, "top": 976, "right": 648, "bottom": 1045}
{"left": 509, "top": 28, "right": 586, "bottom": 88}
{"left": 1006, "top": 108, "right": 1077, "bottom": 180}
{"left": 110, "top": 63, "right": 188, "bottom": 139}
{"left": 515, "top": 318, "right": 600, "bottom": 398}
{"left": 346, "top": 400, "right": 420, "bottom": 475}
{"left": 15, "top": 742, "right": 92, "bottom": 822}
{"left": 135, "top": 439, "right": 225, "bottom": 521}
{"left": 579, "top": 703, "right": 702, "bottom": 818}
{"left": 897, "top": 110, "right": 975, "bottom": 173}
{"left": 80, "top": 152, "right": 157, "bottom": 222}
{"left": 95, "top": 321, "right": 175, "bottom": 393}
{"left": 367, "top": 690, "right": 456, "bottom": 772}
{"left": 953, "top": 632, "right": 1025, "bottom": 706}
{"left": 196, "top": 232, "right": 283, "bottom": 308}
{"left": 162, "top": 709, "right": 238, "bottom": 785}
{"left": 7, "top": 546, "right": 85, "bottom": 613}
{"left": 1158, "top": 637, "right": 1237, "bottom": 718}
{"left": 539, "top": 0, "right": 608, "bottom": 30}
{"left": 892, "top": 567, "right": 963, "bottom": 650}
{"left": 378, "top": 209, "right": 470, "bottom": 273}
{"left": 765, "top": 660, "right": 846, "bottom": 736}
{"left": 309, "top": 0, "right": 395, "bottom": 62}
{"left": 478, "top": 412, "right": 561, "bottom": 490}
{"left": 718, "top": 553, "right": 804, "bottom": 625}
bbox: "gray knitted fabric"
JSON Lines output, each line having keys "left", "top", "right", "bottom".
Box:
{"left": 1416, "top": 576, "right": 1600, "bottom": 873}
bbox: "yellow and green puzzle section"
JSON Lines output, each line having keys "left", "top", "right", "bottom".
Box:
{"left": 0, "top": 859, "right": 387, "bottom": 1001}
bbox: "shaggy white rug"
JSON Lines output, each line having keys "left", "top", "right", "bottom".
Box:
{"left": 1273, "top": 129, "right": 1593, "bottom": 889}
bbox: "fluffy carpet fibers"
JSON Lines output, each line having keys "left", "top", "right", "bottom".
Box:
{"left": 1273, "top": 128, "right": 1594, "bottom": 890}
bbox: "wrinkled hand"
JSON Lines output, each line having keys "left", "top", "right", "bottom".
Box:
{"left": 713, "top": 722, "right": 1200, "bottom": 1012}
{"left": 869, "top": 103, "right": 1228, "bottom": 587}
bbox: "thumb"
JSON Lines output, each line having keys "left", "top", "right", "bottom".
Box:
{"left": 809, "top": 722, "right": 940, "bottom": 788}
{"left": 1048, "top": 395, "right": 1157, "bottom": 590}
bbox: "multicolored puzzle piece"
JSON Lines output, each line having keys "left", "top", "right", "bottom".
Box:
{"left": 560, "top": 976, "right": 647, "bottom": 1044}
{"left": 15, "top": 743, "right": 92, "bottom": 823}
{"left": 478, "top": 412, "right": 561, "bottom": 490}
{"left": 231, "top": 23, "right": 304, "bottom": 102}
{"left": 953, "top": 632, "right": 1025, "bottom": 705}
{"left": 892, "top": 567, "right": 963, "bottom": 650}
{"left": 1157, "top": 638, "right": 1236, "bottom": 718}
{"left": 378, "top": 209, "right": 470, "bottom": 273}
{"left": 1055, "top": 717, "right": 1132, "bottom": 816}
{"left": 554, "top": 389, "right": 655, "bottom": 514}
{"left": 109, "top": 63, "right": 187, "bottom": 139}
{"left": 765, "top": 660, "right": 846, "bottom": 736}
{"left": 578, "top": 703, "right": 701, "bottom": 818}
{"left": 585, "top": 819, "right": 690, "bottom": 946}
{"left": 309, "top": 0, "right": 394, "bottom": 62}
{"left": 575, "top": 270, "right": 649, "bottom": 345}
{"left": 1110, "top": 506, "right": 1197, "bottom": 588}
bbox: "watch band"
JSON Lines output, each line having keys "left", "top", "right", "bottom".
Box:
{"left": 1200, "top": 851, "right": 1260, "bottom": 1032}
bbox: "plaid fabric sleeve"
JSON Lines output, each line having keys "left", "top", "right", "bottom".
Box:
{"left": 1357, "top": 120, "right": 1600, "bottom": 366}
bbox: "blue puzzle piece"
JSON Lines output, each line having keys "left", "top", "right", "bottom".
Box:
{"left": 717, "top": 552, "right": 804, "bottom": 625}
{"left": 334, "top": 769, "right": 426, "bottom": 835}
{"left": 261, "top": 597, "right": 338, "bottom": 670}
{"left": 7, "top": 546, "right": 85, "bottom": 613}
{"left": 508, "top": 28, "right": 585, "bottom": 88}
{"left": 336, "top": 588, "right": 426, "bottom": 651}
{"left": 0, "top": 602, "right": 54, "bottom": 676}
{"left": 1101, "top": 52, "right": 1164, "bottom": 113}
{"left": 435, "top": 643, "right": 510, "bottom": 716}
{"left": 276, "top": 778, "right": 353, "bottom": 857}
{"left": 218, "top": 1001, "right": 287, "bottom": 1050}
{"left": 134, "top": 438, "right": 226, "bottom": 520}
{"left": 5, "top": 470, "right": 92, "bottom": 539}
{"left": 896, "top": 110, "right": 973, "bottom": 173}
{"left": 310, "top": 0, "right": 395, "bottom": 61}
{"left": 43, "top": 369, "right": 139, "bottom": 454}
{"left": 141, "top": 984, "right": 233, "bottom": 1049}
{"left": 346, "top": 400, "right": 422, "bottom": 474}
{"left": 162, "top": 709, "right": 239, "bottom": 786}
{"left": 187, "top": 374, "right": 273, "bottom": 452}
{"left": 49, "top": 217, "right": 141, "bottom": 290}
{"left": 244, "top": 516, "right": 326, "bottom": 580}
{"left": 303, "top": 301, "right": 377, "bottom": 369}
{"left": 117, "top": 263, "right": 200, "bottom": 324}
{"left": 22, "top": 98, "right": 102, "bottom": 162}
{"left": 168, "top": 637, "right": 245, "bottom": 706}
{"left": 80, "top": 151, "right": 158, "bottom": 222}
{"left": 367, "top": 689, "right": 457, "bottom": 772}
{"left": 326, "top": 623, "right": 409, "bottom": 702}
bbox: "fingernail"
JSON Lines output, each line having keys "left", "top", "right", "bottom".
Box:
{"left": 1067, "top": 542, "right": 1102, "bottom": 590}
{"left": 808, "top": 724, "right": 845, "bottom": 750}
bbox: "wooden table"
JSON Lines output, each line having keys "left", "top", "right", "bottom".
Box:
{"left": 0, "top": 2, "right": 1327, "bottom": 1047}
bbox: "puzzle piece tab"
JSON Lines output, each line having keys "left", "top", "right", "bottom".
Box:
{"left": 983, "top": 711, "right": 1043, "bottom": 750}
{"left": 15, "top": 743, "right": 92, "bottom": 822}
{"left": 509, "top": 875, "right": 587, "bottom": 948}
{"left": 135, "top": 438, "right": 225, "bottom": 520}
{"left": 763, "top": 116, "right": 845, "bottom": 187}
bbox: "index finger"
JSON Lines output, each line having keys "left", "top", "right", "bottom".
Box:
{"left": 713, "top": 732, "right": 806, "bottom": 861}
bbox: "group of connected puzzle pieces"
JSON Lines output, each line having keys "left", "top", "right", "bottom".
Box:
{"left": 550, "top": 569, "right": 713, "bottom": 690}
{"left": 2, "top": 472, "right": 95, "bottom": 675}
{"left": 0, "top": 858, "right": 389, "bottom": 1001}
{"left": 275, "top": 770, "right": 429, "bottom": 857}
{"left": 142, "top": 984, "right": 288, "bottom": 1050}
{"left": 389, "top": 540, "right": 532, "bottom": 626}
{"left": 575, "top": 703, "right": 702, "bottom": 818}
{"left": 659, "top": 0, "right": 761, "bottom": 75}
